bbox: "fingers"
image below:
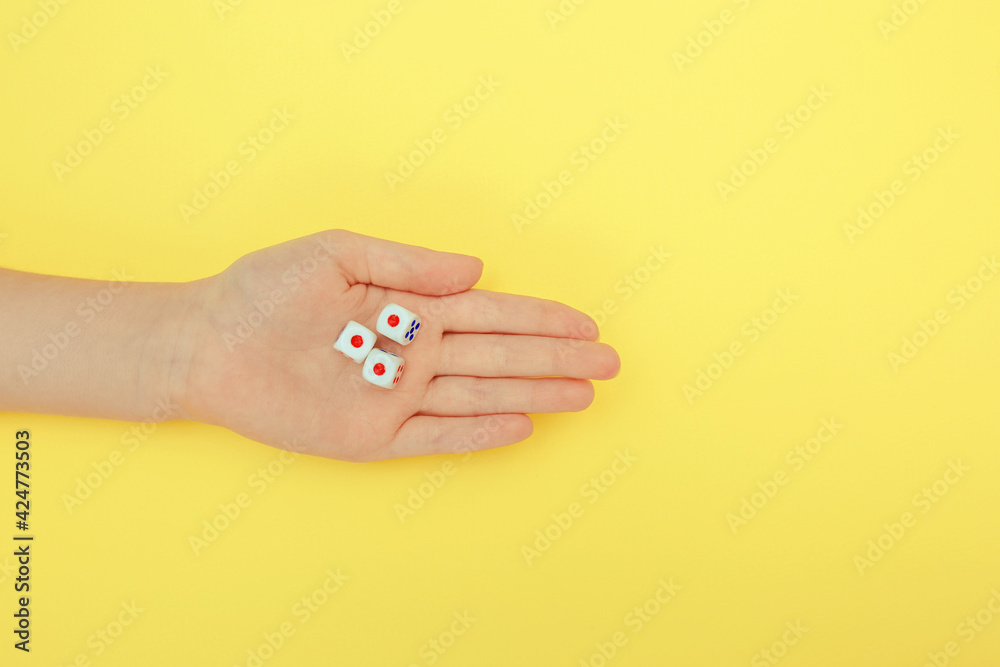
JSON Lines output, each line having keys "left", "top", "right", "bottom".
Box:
{"left": 419, "top": 377, "right": 595, "bottom": 417}
{"left": 329, "top": 229, "right": 483, "bottom": 295}
{"left": 376, "top": 414, "right": 534, "bottom": 459}
{"left": 438, "top": 334, "right": 621, "bottom": 380}
{"left": 439, "top": 289, "right": 600, "bottom": 340}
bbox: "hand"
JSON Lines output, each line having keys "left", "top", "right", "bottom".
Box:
{"left": 176, "top": 230, "right": 620, "bottom": 461}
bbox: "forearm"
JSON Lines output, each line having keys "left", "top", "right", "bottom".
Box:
{"left": 0, "top": 268, "right": 203, "bottom": 423}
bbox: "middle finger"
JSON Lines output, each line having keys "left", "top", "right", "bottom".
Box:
{"left": 437, "top": 333, "right": 620, "bottom": 379}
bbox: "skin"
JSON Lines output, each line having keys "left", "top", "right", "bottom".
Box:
{"left": 0, "top": 229, "right": 620, "bottom": 461}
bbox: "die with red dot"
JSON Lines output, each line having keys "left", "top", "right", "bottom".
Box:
{"left": 362, "top": 348, "right": 404, "bottom": 389}
{"left": 376, "top": 303, "right": 421, "bottom": 345}
{"left": 333, "top": 320, "right": 376, "bottom": 363}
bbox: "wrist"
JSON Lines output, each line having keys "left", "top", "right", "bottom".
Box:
{"left": 145, "top": 277, "right": 217, "bottom": 425}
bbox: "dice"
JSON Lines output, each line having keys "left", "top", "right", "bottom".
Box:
{"left": 333, "top": 321, "right": 376, "bottom": 363}
{"left": 376, "top": 303, "right": 421, "bottom": 345}
{"left": 362, "top": 348, "right": 404, "bottom": 389}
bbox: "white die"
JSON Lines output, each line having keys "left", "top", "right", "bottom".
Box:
{"left": 362, "top": 349, "right": 405, "bottom": 389}
{"left": 333, "top": 321, "right": 376, "bottom": 363}
{"left": 376, "top": 303, "right": 421, "bottom": 345}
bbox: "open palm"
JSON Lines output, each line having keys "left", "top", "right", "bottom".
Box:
{"left": 179, "top": 230, "right": 620, "bottom": 461}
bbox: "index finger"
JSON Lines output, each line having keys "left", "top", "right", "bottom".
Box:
{"left": 439, "top": 289, "right": 600, "bottom": 340}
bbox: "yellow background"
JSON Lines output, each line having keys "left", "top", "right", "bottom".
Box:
{"left": 2, "top": 0, "right": 1000, "bottom": 665}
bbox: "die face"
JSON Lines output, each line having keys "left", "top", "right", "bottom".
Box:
{"left": 376, "top": 303, "right": 421, "bottom": 345}
{"left": 362, "top": 349, "right": 405, "bottom": 389}
{"left": 333, "top": 321, "right": 376, "bottom": 363}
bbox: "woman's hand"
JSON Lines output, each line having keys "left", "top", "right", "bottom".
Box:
{"left": 178, "top": 230, "right": 620, "bottom": 461}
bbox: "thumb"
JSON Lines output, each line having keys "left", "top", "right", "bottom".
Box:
{"left": 327, "top": 229, "right": 483, "bottom": 295}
